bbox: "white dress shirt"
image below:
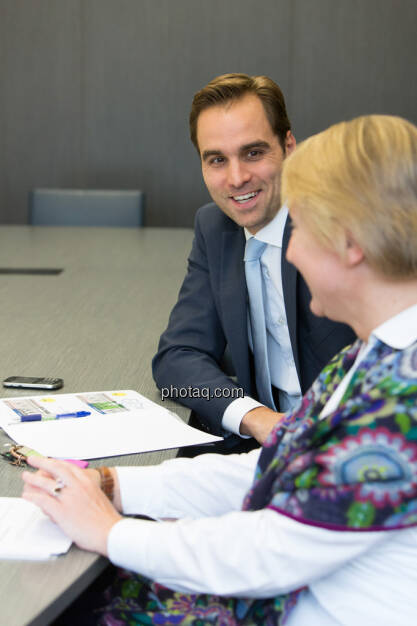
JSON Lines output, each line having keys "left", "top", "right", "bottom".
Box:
{"left": 222, "top": 206, "right": 302, "bottom": 436}
{"left": 108, "top": 304, "right": 417, "bottom": 625}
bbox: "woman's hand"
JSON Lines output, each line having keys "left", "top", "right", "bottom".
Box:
{"left": 22, "top": 456, "right": 122, "bottom": 556}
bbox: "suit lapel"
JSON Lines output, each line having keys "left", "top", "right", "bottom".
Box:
{"left": 220, "top": 228, "right": 253, "bottom": 393}
{"left": 281, "top": 215, "right": 301, "bottom": 379}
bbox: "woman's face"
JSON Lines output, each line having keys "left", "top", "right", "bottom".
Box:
{"left": 286, "top": 206, "right": 347, "bottom": 322}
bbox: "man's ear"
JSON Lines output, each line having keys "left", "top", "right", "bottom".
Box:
{"left": 284, "top": 131, "right": 296, "bottom": 156}
{"left": 345, "top": 232, "right": 364, "bottom": 267}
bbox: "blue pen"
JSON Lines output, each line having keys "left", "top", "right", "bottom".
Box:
{"left": 20, "top": 411, "right": 91, "bottom": 422}
{"left": 55, "top": 411, "right": 91, "bottom": 419}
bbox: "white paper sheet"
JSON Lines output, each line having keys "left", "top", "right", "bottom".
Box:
{"left": 0, "top": 390, "right": 222, "bottom": 459}
{"left": 0, "top": 498, "right": 71, "bottom": 560}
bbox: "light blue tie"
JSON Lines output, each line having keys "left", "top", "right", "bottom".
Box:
{"left": 244, "top": 237, "right": 276, "bottom": 409}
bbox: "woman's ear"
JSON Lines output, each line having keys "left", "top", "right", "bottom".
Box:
{"left": 345, "top": 231, "right": 364, "bottom": 267}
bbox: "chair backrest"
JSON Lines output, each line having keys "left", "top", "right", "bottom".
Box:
{"left": 29, "top": 188, "right": 145, "bottom": 227}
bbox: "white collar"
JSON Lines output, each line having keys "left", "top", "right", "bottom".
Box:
{"left": 244, "top": 205, "right": 288, "bottom": 247}
{"left": 371, "top": 302, "right": 417, "bottom": 349}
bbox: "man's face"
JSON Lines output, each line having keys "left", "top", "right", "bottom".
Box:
{"left": 197, "top": 94, "right": 295, "bottom": 234}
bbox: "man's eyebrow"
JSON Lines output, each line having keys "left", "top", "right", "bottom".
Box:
{"left": 201, "top": 150, "right": 223, "bottom": 162}
{"left": 240, "top": 140, "right": 271, "bottom": 152}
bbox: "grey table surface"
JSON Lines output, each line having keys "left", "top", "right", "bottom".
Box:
{"left": 0, "top": 225, "right": 193, "bottom": 626}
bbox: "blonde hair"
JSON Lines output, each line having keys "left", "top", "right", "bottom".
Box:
{"left": 282, "top": 115, "right": 417, "bottom": 279}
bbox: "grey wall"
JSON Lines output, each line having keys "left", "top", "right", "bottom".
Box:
{"left": 1, "top": 0, "right": 416, "bottom": 227}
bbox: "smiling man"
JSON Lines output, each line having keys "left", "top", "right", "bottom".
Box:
{"left": 198, "top": 93, "right": 291, "bottom": 233}
{"left": 152, "top": 73, "right": 354, "bottom": 454}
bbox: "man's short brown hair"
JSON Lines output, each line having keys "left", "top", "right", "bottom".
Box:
{"left": 189, "top": 73, "right": 291, "bottom": 152}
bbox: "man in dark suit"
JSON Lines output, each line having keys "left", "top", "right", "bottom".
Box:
{"left": 152, "top": 73, "right": 355, "bottom": 454}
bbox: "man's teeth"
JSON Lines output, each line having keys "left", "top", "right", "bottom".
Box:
{"left": 233, "top": 191, "right": 258, "bottom": 203}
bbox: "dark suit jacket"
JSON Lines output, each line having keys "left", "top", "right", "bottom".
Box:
{"left": 152, "top": 203, "right": 355, "bottom": 437}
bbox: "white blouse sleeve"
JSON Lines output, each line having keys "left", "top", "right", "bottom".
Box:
{"left": 107, "top": 507, "right": 390, "bottom": 597}
{"left": 109, "top": 449, "right": 390, "bottom": 597}
{"left": 116, "top": 448, "right": 260, "bottom": 519}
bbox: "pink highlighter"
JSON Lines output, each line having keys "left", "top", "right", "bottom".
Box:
{"left": 64, "top": 459, "right": 89, "bottom": 468}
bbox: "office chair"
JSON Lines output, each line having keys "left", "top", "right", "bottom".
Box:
{"left": 29, "top": 188, "right": 145, "bottom": 227}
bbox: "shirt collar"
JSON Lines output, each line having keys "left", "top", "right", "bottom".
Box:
{"left": 244, "top": 205, "right": 288, "bottom": 247}
{"left": 371, "top": 302, "right": 417, "bottom": 349}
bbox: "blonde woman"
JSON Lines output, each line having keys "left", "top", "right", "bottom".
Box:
{"left": 23, "top": 115, "right": 417, "bottom": 625}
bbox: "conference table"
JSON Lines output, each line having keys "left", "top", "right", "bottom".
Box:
{"left": 0, "top": 225, "right": 194, "bottom": 625}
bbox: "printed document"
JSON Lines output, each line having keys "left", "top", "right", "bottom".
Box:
{"left": 0, "top": 390, "right": 222, "bottom": 459}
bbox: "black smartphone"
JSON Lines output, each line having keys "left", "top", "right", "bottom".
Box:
{"left": 3, "top": 376, "right": 64, "bottom": 390}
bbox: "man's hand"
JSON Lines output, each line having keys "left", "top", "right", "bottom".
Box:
{"left": 22, "top": 457, "right": 122, "bottom": 556}
{"left": 240, "top": 406, "right": 284, "bottom": 444}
